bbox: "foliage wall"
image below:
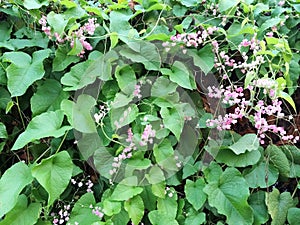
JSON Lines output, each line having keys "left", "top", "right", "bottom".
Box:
{"left": 0, "top": 0, "right": 300, "bottom": 224}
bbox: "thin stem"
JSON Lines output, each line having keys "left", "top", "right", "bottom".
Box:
{"left": 15, "top": 97, "right": 26, "bottom": 130}
{"left": 55, "top": 131, "right": 69, "bottom": 154}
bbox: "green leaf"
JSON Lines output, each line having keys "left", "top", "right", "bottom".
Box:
{"left": 204, "top": 167, "right": 254, "bottom": 225}
{"left": 278, "top": 91, "right": 296, "bottom": 112}
{"left": 153, "top": 139, "right": 177, "bottom": 171}
{"left": 280, "top": 145, "right": 300, "bottom": 164}
{"left": 161, "top": 107, "right": 184, "bottom": 140}
{"left": 0, "top": 122, "right": 7, "bottom": 139}
{"left": 228, "top": 134, "right": 259, "bottom": 155}
{"left": 3, "top": 49, "right": 51, "bottom": 97}
{"left": 31, "top": 79, "right": 69, "bottom": 116}
{"left": 115, "top": 65, "right": 136, "bottom": 95}
{"left": 188, "top": 45, "right": 215, "bottom": 75}
{"left": 61, "top": 94, "right": 97, "bottom": 133}
{"left": 124, "top": 195, "right": 144, "bottom": 225}
{"left": 146, "top": 165, "right": 165, "bottom": 185}
{"left": 0, "top": 87, "right": 10, "bottom": 110}
{"left": 52, "top": 46, "right": 80, "bottom": 72}
{"left": 151, "top": 182, "right": 166, "bottom": 199}
{"left": 23, "top": 0, "right": 48, "bottom": 9}
{"left": 287, "top": 208, "right": 300, "bottom": 225}
{"left": 110, "top": 32, "right": 119, "bottom": 49}
{"left": 249, "top": 191, "right": 269, "bottom": 225}
{"left": 243, "top": 162, "right": 278, "bottom": 188}
{"left": 94, "top": 147, "right": 114, "bottom": 179}
{"left": 214, "top": 147, "right": 261, "bottom": 167}
{"left": 266, "top": 145, "right": 290, "bottom": 178}
{"left": 109, "top": 10, "right": 139, "bottom": 45}
{"left": 185, "top": 179, "right": 207, "bottom": 210}
{"left": 47, "top": 11, "right": 69, "bottom": 34}
{"left": 258, "top": 18, "right": 281, "bottom": 37}
{"left": 219, "top": 0, "right": 240, "bottom": 12}
{"left": 148, "top": 210, "right": 179, "bottom": 225}
{"left": 127, "top": 158, "right": 151, "bottom": 171}
{"left": 265, "top": 188, "right": 294, "bottom": 225}
{"left": 110, "top": 183, "right": 143, "bottom": 201}
{"left": 103, "top": 199, "right": 121, "bottom": 216}
{"left": 119, "top": 41, "right": 161, "bottom": 71}
{"left": 166, "top": 61, "right": 194, "bottom": 90}
{"left": 151, "top": 76, "right": 178, "bottom": 97}
{"left": 0, "top": 162, "right": 33, "bottom": 218}
{"left": 61, "top": 60, "right": 97, "bottom": 91}
{"left": 12, "top": 110, "right": 71, "bottom": 150}
{"left": 0, "top": 195, "right": 41, "bottom": 225}
{"left": 31, "top": 151, "right": 73, "bottom": 206}
{"left": 110, "top": 104, "right": 139, "bottom": 129}
{"left": 182, "top": 161, "right": 201, "bottom": 179}
{"left": 68, "top": 193, "right": 100, "bottom": 225}
{"left": 184, "top": 212, "right": 206, "bottom": 225}
{"left": 157, "top": 188, "right": 178, "bottom": 218}
{"left": 67, "top": 38, "right": 83, "bottom": 56}
{"left": 181, "top": 0, "right": 198, "bottom": 7}
{"left": 141, "top": 186, "right": 157, "bottom": 211}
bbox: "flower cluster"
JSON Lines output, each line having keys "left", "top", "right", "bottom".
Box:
{"left": 39, "top": 16, "right": 99, "bottom": 57}
{"left": 213, "top": 34, "right": 264, "bottom": 76}
{"left": 70, "top": 18, "right": 99, "bottom": 57}
{"left": 52, "top": 204, "right": 71, "bottom": 225}
{"left": 206, "top": 83, "right": 299, "bottom": 144}
{"left": 163, "top": 26, "right": 218, "bottom": 53}
{"left": 140, "top": 124, "right": 156, "bottom": 146}
{"left": 94, "top": 104, "right": 110, "bottom": 124}
{"left": 109, "top": 128, "right": 137, "bottom": 180}
{"left": 165, "top": 187, "right": 175, "bottom": 198}
{"left": 133, "top": 82, "right": 142, "bottom": 99}
{"left": 91, "top": 205, "right": 104, "bottom": 219}
{"left": 70, "top": 176, "right": 94, "bottom": 193}
{"left": 109, "top": 123, "right": 156, "bottom": 181}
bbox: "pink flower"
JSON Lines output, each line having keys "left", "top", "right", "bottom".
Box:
{"left": 278, "top": 0, "right": 285, "bottom": 6}
{"left": 240, "top": 39, "right": 251, "bottom": 47}
{"left": 126, "top": 128, "right": 134, "bottom": 143}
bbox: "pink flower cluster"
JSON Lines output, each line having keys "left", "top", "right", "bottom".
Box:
{"left": 38, "top": 15, "right": 99, "bottom": 57}
{"left": 133, "top": 82, "right": 142, "bottom": 99}
{"left": 109, "top": 123, "right": 156, "bottom": 181}
{"left": 163, "top": 26, "right": 218, "bottom": 53}
{"left": 39, "top": 15, "right": 66, "bottom": 44}
{"left": 213, "top": 34, "right": 264, "bottom": 75}
{"left": 170, "top": 26, "right": 218, "bottom": 47}
{"left": 206, "top": 83, "right": 299, "bottom": 144}
{"left": 39, "top": 16, "right": 51, "bottom": 36}
{"left": 109, "top": 128, "right": 137, "bottom": 179}
{"left": 70, "top": 18, "right": 99, "bottom": 57}
{"left": 91, "top": 205, "right": 104, "bottom": 219}
{"left": 139, "top": 124, "right": 156, "bottom": 146}
{"left": 52, "top": 204, "right": 71, "bottom": 225}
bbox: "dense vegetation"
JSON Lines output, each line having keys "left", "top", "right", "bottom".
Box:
{"left": 0, "top": 0, "right": 300, "bottom": 224}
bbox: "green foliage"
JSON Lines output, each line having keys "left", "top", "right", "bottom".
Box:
{"left": 12, "top": 110, "right": 71, "bottom": 150}
{"left": 3, "top": 50, "right": 51, "bottom": 97}
{"left": 0, "top": 162, "right": 33, "bottom": 218}
{"left": 204, "top": 167, "right": 254, "bottom": 225}
{"left": 0, "top": 0, "right": 299, "bottom": 224}
{"left": 0, "top": 195, "right": 41, "bottom": 225}
{"left": 31, "top": 151, "right": 73, "bottom": 206}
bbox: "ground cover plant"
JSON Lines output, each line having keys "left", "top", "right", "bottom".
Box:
{"left": 0, "top": 0, "right": 300, "bottom": 224}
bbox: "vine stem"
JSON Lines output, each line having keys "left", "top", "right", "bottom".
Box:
{"left": 55, "top": 131, "right": 69, "bottom": 154}
{"left": 15, "top": 97, "right": 26, "bottom": 130}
